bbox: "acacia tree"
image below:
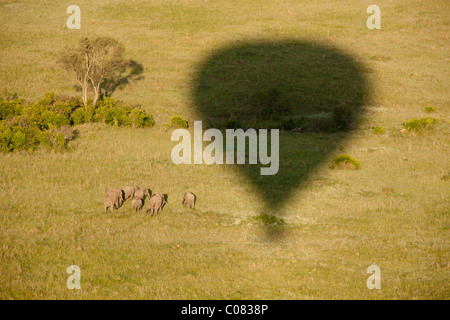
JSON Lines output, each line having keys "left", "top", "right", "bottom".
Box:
{"left": 58, "top": 37, "right": 127, "bottom": 108}
{"left": 88, "top": 37, "right": 126, "bottom": 107}
{"left": 58, "top": 38, "right": 92, "bottom": 108}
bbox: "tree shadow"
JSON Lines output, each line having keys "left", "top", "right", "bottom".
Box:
{"left": 191, "top": 39, "right": 371, "bottom": 238}
{"left": 73, "top": 60, "right": 145, "bottom": 96}
{"left": 102, "top": 60, "right": 144, "bottom": 97}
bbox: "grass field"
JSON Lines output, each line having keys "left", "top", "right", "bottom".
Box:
{"left": 0, "top": 0, "right": 449, "bottom": 299}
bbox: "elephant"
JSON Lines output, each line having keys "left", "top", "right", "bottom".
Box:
{"left": 131, "top": 198, "right": 143, "bottom": 212}
{"left": 134, "top": 187, "right": 151, "bottom": 201}
{"left": 146, "top": 193, "right": 166, "bottom": 216}
{"left": 104, "top": 188, "right": 124, "bottom": 213}
{"left": 182, "top": 192, "right": 196, "bottom": 209}
{"left": 123, "top": 186, "right": 140, "bottom": 200}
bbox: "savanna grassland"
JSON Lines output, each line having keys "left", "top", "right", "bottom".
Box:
{"left": 0, "top": 0, "right": 449, "bottom": 299}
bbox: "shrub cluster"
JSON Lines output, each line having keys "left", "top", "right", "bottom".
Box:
{"left": 94, "top": 97, "right": 155, "bottom": 128}
{"left": 167, "top": 116, "right": 189, "bottom": 129}
{"left": 424, "top": 106, "right": 436, "bottom": 113}
{"left": 0, "top": 93, "right": 155, "bottom": 152}
{"left": 403, "top": 117, "right": 439, "bottom": 132}
{"left": 329, "top": 154, "right": 360, "bottom": 170}
{"left": 372, "top": 125, "right": 385, "bottom": 134}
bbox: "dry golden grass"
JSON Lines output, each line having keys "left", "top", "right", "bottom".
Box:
{"left": 0, "top": 0, "right": 449, "bottom": 299}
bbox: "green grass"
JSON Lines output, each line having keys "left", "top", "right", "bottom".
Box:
{"left": 0, "top": 0, "right": 449, "bottom": 299}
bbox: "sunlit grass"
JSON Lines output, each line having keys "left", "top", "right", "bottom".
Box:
{"left": 0, "top": 0, "right": 449, "bottom": 299}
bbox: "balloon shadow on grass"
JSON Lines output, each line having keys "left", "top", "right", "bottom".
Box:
{"left": 191, "top": 39, "right": 370, "bottom": 239}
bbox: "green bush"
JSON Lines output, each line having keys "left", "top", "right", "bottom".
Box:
{"left": 130, "top": 108, "right": 155, "bottom": 128}
{"left": 0, "top": 124, "right": 42, "bottom": 152}
{"left": 0, "top": 94, "right": 155, "bottom": 153}
{"left": 403, "top": 117, "right": 439, "bottom": 132}
{"left": 94, "top": 97, "right": 131, "bottom": 126}
{"left": 50, "top": 130, "right": 67, "bottom": 151}
{"left": 329, "top": 154, "right": 360, "bottom": 170}
{"left": 85, "top": 105, "right": 96, "bottom": 123}
{"left": 11, "top": 130, "right": 28, "bottom": 150}
{"left": 38, "top": 92, "right": 56, "bottom": 105}
{"left": 37, "top": 92, "right": 80, "bottom": 115}
{"left": 0, "top": 97, "right": 24, "bottom": 120}
{"left": 167, "top": 115, "right": 188, "bottom": 129}
{"left": 94, "top": 98, "right": 154, "bottom": 128}
{"left": 372, "top": 125, "right": 385, "bottom": 134}
{"left": 37, "top": 128, "right": 69, "bottom": 151}
{"left": 0, "top": 124, "right": 14, "bottom": 152}
{"left": 71, "top": 108, "right": 87, "bottom": 125}
{"left": 17, "top": 101, "right": 71, "bottom": 130}
{"left": 424, "top": 106, "right": 436, "bottom": 113}
{"left": 0, "top": 94, "right": 76, "bottom": 152}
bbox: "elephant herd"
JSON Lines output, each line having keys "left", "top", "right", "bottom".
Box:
{"left": 103, "top": 186, "right": 195, "bottom": 215}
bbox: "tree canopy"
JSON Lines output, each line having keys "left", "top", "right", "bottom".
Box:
{"left": 58, "top": 37, "right": 128, "bottom": 107}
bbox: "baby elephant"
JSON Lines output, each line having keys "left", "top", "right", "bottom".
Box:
{"left": 131, "top": 198, "right": 143, "bottom": 212}
{"left": 146, "top": 193, "right": 166, "bottom": 216}
{"left": 123, "top": 186, "right": 140, "bottom": 200}
{"left": 104, "top": 188, "right": 124, "bottom": 213}
{"left": 182, "top": 192, "right": 196, "bottom": 209}
{"left": 134, "top": 187, "right": 151, "bottom": 201}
